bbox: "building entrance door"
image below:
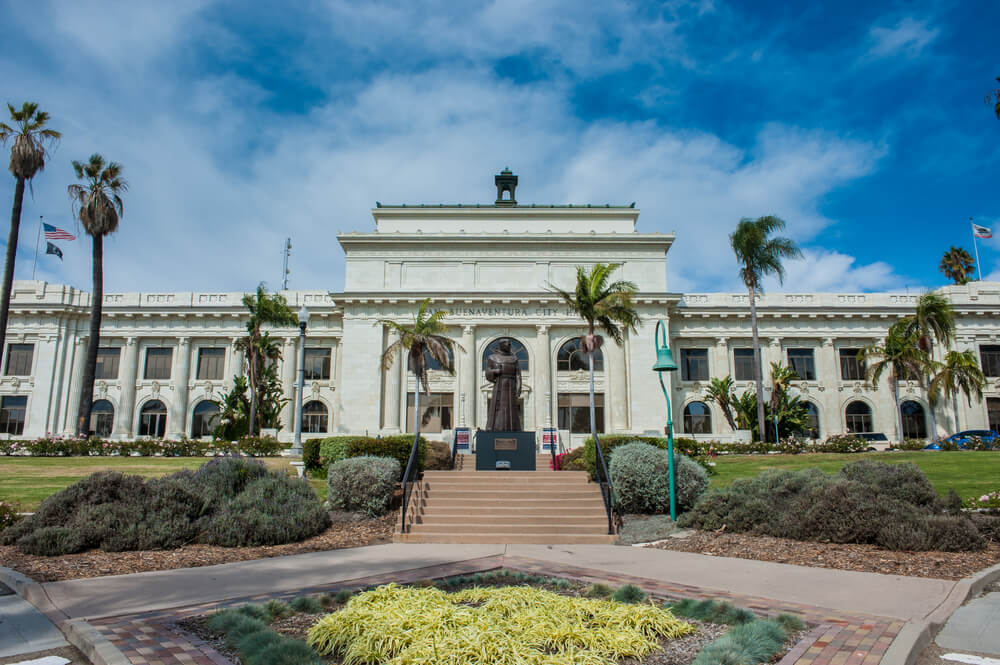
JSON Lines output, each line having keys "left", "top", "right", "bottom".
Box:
{"left": 989, "top": 397, "right": 1000, "bottom": 434}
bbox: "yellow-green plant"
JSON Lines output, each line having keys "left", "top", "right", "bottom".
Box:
{"left": 307, "top": 583, "right": 694, "bottom": 664}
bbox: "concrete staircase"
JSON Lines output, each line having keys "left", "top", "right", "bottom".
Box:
{"left": 394, "top": 454, "right": 617, "bottom": 544}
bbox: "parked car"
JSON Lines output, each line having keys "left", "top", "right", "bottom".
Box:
{"left": 923, "top": 430, "right": 998, "bottom": 450}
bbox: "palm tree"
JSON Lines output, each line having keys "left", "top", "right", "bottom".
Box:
{"left": 860, "top": 320, "right": 931, "bottom": 443}
{"left": 376, "top": 298, "right": 462, "bottom": 436}
{"left": 904, "top": 292, "right": 955, "bottom": 354}
{"left": 237, "top": 285, "right": 296, "bottom": 435}
{"left": 0, "top": 103, "right": 60, "bottom": 367}
{"left": 987, "top": 76, "right": 1000, "bottom": 119}
{"left": 550, "top": 264, "right": 640, "bottom": 444}
{"left": 704, "top": 376, "right": 737, "bottom": 430}
{"left": 68, "top": 154, "right": 126, "bottom": 436}
{"left": 929, "top": 350, "right": 987, "bottom": 435}
{"left": 730, "top": 216, "right": 802, "bottom": 440}
{"left": 939, "top": 247, "right": 975, "bottom": 286}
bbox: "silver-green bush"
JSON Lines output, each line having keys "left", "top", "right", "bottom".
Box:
{"left": 609, "top": 442, "right": 709, "bottom": 515}
{"left": 327, "top": 455, "right": 400, "bottom": 517}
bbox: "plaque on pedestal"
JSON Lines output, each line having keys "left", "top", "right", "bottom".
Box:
{"left": 475, "top": 431, "right": 536, "bottom": 470}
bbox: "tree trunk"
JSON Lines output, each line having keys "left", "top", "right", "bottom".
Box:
{"left": 247, "top": 348, "right": 257, "bottom": 436}
{"left": 892, "top": 375, "right": 904, "bottom": 443}
{"left": 413, "top": 372, "right": 420, "bottom": 436}
{"left": 0, "top": 177, "right": 26, "bottom": 372}
{"left": 749, "top": 286, "right": 766, "bottom": 441}
{"left": 77, "top": 234, "right": 103, "bottom": 436}
{"left": 588, "top": 347, "right": 597, "bottom": 443}
{"left": 952, "top": 393, "right": 960, "bottom": 434}
{"left": 928, "top": 400, "right": 939, "bottom": 442}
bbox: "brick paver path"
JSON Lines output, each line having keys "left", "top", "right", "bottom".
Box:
{"left": 89, "top": 554, "right": 903, "bottom": 665}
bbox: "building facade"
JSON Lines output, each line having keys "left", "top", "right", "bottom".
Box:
{"left": 2, "top": 173, "right": 1000, "bottom": 446}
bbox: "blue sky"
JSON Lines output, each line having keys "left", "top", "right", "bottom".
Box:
{"left": 2, "top": 0, "right": 998, "bottom": 294}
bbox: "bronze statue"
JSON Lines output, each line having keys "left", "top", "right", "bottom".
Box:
{"left": 485, "top": 338, "right": 522, "bottom": 431}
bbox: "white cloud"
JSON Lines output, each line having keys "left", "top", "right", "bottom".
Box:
{"left": 763, "top": 249, "right": 907, "bottom": 293}
{"left": 0, "top": 1, "right": 888, "bottom": 298}
{"left": 866, "top": 17, "right": 939, "bottom": 59}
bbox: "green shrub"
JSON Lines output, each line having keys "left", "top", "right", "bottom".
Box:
{"left": 679, "top": 464, "right": 986, "bottom": 552}
{"left": 584, "top": 435, "right": 668, "bottom": 477}
{"left": 347, "top": 436, "right": 426, "bottom": 476}
{"left": 583, "top": 583, "right": 614, "bottom": 598}
{"left": 775, "top": 613, "right": 806, "bottom": 631}
{"left": 264, "top": 599, "right": 292, "bottom": 620}
{"left": 611, "top": 584, "right": 647, "bottom": 604}
{"left": 207, "top": 610, "right": 267, "bottom": 644}
{"left": 692, "top": 619, "right": 788, "bottom": 665}
{"left": 670, "top": 599, "right": 759, "bottom": 625}
{"left": 236, "top": 604, "right": 272, "bottom": 622}
{"left": 332, "top": 589, "right": 353, "bottom": 604}
{"left": 0, "top": 500, "right": 20, "bottom": 531}
{"left": 896, "top": 439, "right": 928, "bottom": 451}
{"left": 609, "top": 443, "right": 708, "bottom": 514}
{"left": 202, "top": 476, "right": 330, "bottom": 547}
{"left": 318, "top": 437, "right": 354, "bottom": 467}
{"left": 16, "top": 526, "right": 86, "bottom": 556}
{"left": 302, "top": 438, "right": 323, "bottom": 472}
{"left": 236, "top": 630, "right": 284, "bottom": 655}
{"left": 290, "top": 596, "right": 325, "bottom": 614}
{"left": 556, "top": 447, "right": 587, "bottom": 471}
{"left": 245, "top": 639, "right": 322, "bottom": 665}
{"left": 327, "top": 456, "right": 400, "bottom": 517}
{"left": 812, "top": 434, "right": 869, "bottom": 453}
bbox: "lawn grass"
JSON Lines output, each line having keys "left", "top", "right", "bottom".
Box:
{"left": 0, "top": 456, "right": 326, "bottom": 510}
{"left": 710, "top": 451, "right": 1000, "bottom": 499}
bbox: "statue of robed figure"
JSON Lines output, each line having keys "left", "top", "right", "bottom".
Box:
{"left": 485, "top": 338, "right": 522, "bottom": 431}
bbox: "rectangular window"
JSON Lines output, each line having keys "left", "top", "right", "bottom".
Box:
{"left": 0, "top": 396, "right": 27, "bottom": 435}
{"left": 406, "top": 392, "right": 453, "bottom": 433}
{"left": 989, "top": 398, "right": 1000, "bottom": 435}
{"left": 786, "top": 348, "right": 816, "bottom": 380}
{"left": 95, "top": 347, "right": 121, "bottom": 380}
{"left": 304, "top": 348, "right": 331, "bottom": 380}
{"left": 4, "top": 344, "right": 33, "bottom": 376}
{"left": 839, "top": 348, "right": 865, "bottom": 381}
{"left": 143, "top": 348, "right": 173, "bottom": 380}
{"left": 558, "top": 393, "right": 604, "bottom": 434}
{"left": 981, "top": 345, "right": 1000, "bottom": 378}
{"left": 680, "top": 348, "right": 709, "bottom": 381}
{"left": 196, "top": 348, "right": 225, "bottom": 380}
{"left": 733, "top": 348, "right": 754, "bottom": 381}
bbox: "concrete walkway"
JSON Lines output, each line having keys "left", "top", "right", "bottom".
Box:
{"left": 37, "top": 543, "right": 955, "bottom": 623}
{"left": 936, "top": 592, "right": 1000, "bottom": 655}
{"left": 0, "top": 594, "right": 67, "bottom": 658}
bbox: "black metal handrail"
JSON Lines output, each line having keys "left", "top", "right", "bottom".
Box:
{"left": 449, "top": 429, "right": 459, "bottom": 470}
{"left": 399, "top": 432, "right": 422, "bottom": 534}
{"left": 592, "top": 433, "right": 616, "bottom": 535}
{"left": 549, "top": 432, "right": 557, "bottom": 470}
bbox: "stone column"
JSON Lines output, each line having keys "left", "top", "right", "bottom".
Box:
{"left": 282, "top": 336, "right": 297, "bottom": 435}
{"left": 115, "top": 337, "right": 140, "bottom": 438}
{"left": 609, "top": 335, "right": 628, "bottom": 433}
{"left": 534, "top": 325, "right": 551, "bottom": 432}
{"left": 383, "top": 329, "right": 401, "bottom": 432}
{"left": 169, "top": 337, "right": 191, "bottom": 438}
{"left": 712, "top": 336, "right": 729, "bottom": 378}
{"left": 63, "top": 336, "right": 87, "bottom": 436}
{"left": 461, "top": 325, "right": 476, "bottom": 428}
{"left": 229, "top": 336, "right": 245, "bottom": 378}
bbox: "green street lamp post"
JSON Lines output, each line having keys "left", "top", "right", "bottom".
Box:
{"left": 652, "top": 320, "right": 679, "bottom": 521}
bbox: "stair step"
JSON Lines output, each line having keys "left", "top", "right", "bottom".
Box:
{"left": 394, "top": 532, "right": 617, "bottom": 545}
{"left": 409, "top": 523, "right": 609, "bottom": 535}
{"left": 415, "top": 514, "right": 604, "bottom": 525}
{"left": 423, "top": 471, "right": 590, "bottom": 478}
{"left": 417, "top": 506, "right": 608, "bottom": 517}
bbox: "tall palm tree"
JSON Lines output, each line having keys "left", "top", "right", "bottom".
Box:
{"left": 550, "top": 264, "right": 640, "bottom": 444}
{"left": 988, "top": 76, "right": 1000, "bottom": 119}
{"left": 730, "top": 216, "right": 802, "bottom": 441}
{"left": 904, "top": 292, "right": 955, "bottom": 354}
{"left": 0, "top": 103, "right": 60, "bottom": 367}
{"left": 68, "top": 154, "right": 126, "bottom": 436}
{"left": 376, "top": 298, "right": 462, "bottom": 436}
{"left": 860, "top": 320, "right": 931, "bottom": 443}
{"left": 237, "top": 285, "right": 296, "bottom": 435}
{"left": 704, "top": 376, "right": 737, "bottom": 430}
{"left": 939, "top": 247, "right": 975, "bottom": 286}
{"left": 768, "top": 362, "right": 799, "bottom": 414}
{"left": 929, "top": 350, "right": 987, "bottom": 435}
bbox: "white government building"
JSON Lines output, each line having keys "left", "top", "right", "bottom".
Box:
{"left": 2, "top": 170, "right": 1000, "bottom": 447}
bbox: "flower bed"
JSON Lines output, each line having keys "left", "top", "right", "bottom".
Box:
{"left": 0, "top": 434, "right": 284, "bottom": 457}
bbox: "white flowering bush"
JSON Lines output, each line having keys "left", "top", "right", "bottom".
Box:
{"left": 968, "top": 491, "right": 1000, "bottom": 514}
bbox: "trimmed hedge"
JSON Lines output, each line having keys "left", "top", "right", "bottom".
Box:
{"left": 1, "top": 457, "right": 330, "bottom": 555}
{"left": 678, "top": 460, "right": 987, "bottom": 551}
{"left": 0, "top": 435, "right": 284, "bottom": 457}
{"left": 327, "top": 456, "right": 401, "bottom": 517}
{"left": 318, "top": 435, "right": 427, "bottom": 477}
{"left": 302, "top": 438, "right": 323, "bottom": 472}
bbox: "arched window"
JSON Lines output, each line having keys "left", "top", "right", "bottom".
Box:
{"left": 804, "top": 401, "right": 820, "bottom": 439}
{"left": 557, "top": 338, "right": 603, "bottom": 372}
{"left": 191, "top": 401, "right": 220, "bottom": 438}
{"left": 482, "top": 338, "right": 529, "bottom": 372}
{"left": 683, "top": 401, "right": 712, "bottom": 434}
{"left": 408, "top": 347, "right": 454, "bottom": 372}
{"left": 900, "top": 400, "right": 927, "bottom": 439}
{"left": 90, "top": 399, "right": 114, "bottom": 437}
{"left": 303, "top": 400, "right": 329, "bottom": 433}
{"left": 845, "top": 401, "right": 872, "bottom": 433}
{"left": 139, "top": 400, "right": 167, "bottom": 438}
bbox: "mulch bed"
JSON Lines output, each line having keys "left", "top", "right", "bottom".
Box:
{"left": 648, "top": 530, "right": 1000, "bottom": 580}
{"left": 0, "top": 513, "right": 396, "bottom": 582}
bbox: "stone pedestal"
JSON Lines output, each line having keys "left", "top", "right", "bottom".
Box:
{"left": 475, "top": 431, "right": 536, "bottom": 471}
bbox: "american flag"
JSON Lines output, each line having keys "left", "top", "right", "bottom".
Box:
{"left": 43, "top": 223, "right": 75, "bottom": 241}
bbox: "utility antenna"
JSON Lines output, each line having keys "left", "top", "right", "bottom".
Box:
{"left": 281, "top": 238, "right": 292, "bottom": 290}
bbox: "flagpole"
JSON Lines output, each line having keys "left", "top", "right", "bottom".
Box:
{"left": 972, "top": 217, "right": 983, "bottom": 282}
{"left": 31, "top": 216, "right": 42, "bottom": 281}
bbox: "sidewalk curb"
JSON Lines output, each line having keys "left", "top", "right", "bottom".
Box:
{"left": 0, "top": 566, "right": 130, "bottom": 665}
{"left": 881, "top": 561, "right": 1000, "bottom": 665}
